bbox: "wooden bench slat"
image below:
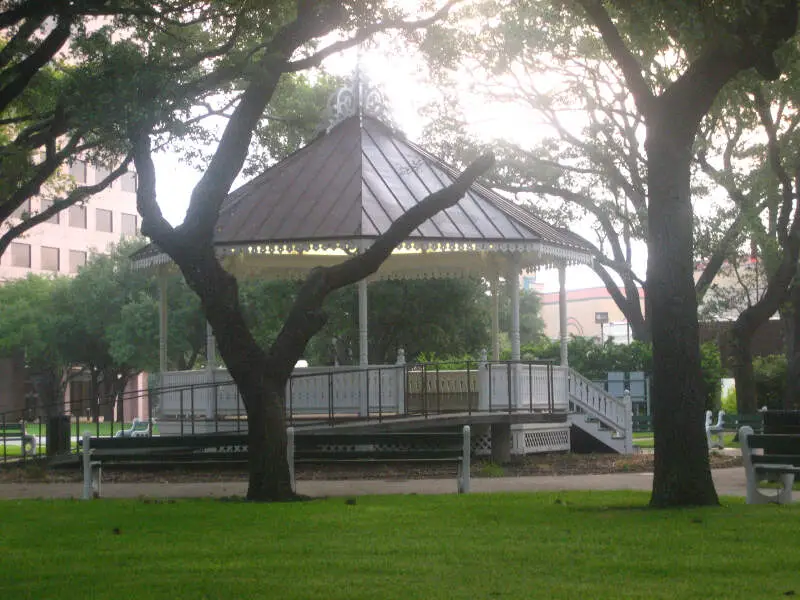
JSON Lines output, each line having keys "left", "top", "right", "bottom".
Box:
{"left": 751, "top": 455, "right": 800, "bottom": 467}
{"left": 743, "top": 434, "right": 800, "bottom": 454}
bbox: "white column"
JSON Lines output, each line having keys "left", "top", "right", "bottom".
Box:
{"left": 509, "top": 256, "right": 521, "bottom": 361}
{"left": 206, "top": 322, "right": 216, "bottom": 369}
{"left": 358, "top": 278, "right": 369, "bottom": 366}
{"left": 158, "top": 270, "right": 168, "bottom": 373}
{"left": 491, "top": 274, "right": 500, "bottom": 361}
{"left": 558, "top": 262, "right": 568, "bottom": 367}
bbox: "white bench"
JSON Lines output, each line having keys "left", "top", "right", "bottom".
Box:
{"left": 113, "top": 418, "right": 151, "bottom": 438}
{"left": 739, "top": 425, "right": 800, "bottom": 504}
{"left": 705, "top": 409, "right": 725, "bottom": 449}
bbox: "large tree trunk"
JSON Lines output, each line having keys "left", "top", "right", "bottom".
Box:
{"left": 244, "top": 383, "right": 293, "bottom": 501}
{"left": 647, "top": 109, "right": 718, "bottom": 507}
{"left": 785, "top": 277, "right": 800, "bottom": 409}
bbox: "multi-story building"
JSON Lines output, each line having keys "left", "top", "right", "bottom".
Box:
{"left": 0, "top": 160, "right": 148, "bottom": 420}
{"left": 0, "top": 160, "right": 140, "bottom": 280}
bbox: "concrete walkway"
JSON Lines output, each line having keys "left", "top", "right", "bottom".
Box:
{"left": 0, "top": 468, "right": 749, "bottom": 500}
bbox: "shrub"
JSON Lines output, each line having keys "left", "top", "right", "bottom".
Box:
{"left": 753, "top": 354, "right": 787, "bottom": 409}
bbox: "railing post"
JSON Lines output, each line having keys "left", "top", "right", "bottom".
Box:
{"left": 81, "top": 432, "right": 93, "bottom": 500}
{"left": 623, "top": 389, "right": 633, "bottom": 454}
{"left": 478, "top": 349, "right": 489, "bottom": 411}
{"left": 287, "top": 426, "right": 295, "bottom": 493}
{"left": 396, "top": 349, "right": 406, "bottom": 415}
{"left": 460, "top": 425, "right": 471, "bottom": 494}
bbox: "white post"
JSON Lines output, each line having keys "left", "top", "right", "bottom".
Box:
{"left": 460, "top": 425, "right": 471, "bottom": 494}
{"left": 81, "top": 432, "right": 93, "bottom": 500}
{"left": 287, "top": 427, "right": 295, "bottom": 493}
{"left": 491, "top": 274, "right": 500, "bottom": 361}
{"left": 623, "top": 389, "right": 633, "bottom": 454}
{"left": 478, "top": 349, "right": 490, "bottom": 411}
{"left": 509, "top": 257, "right": 521, "bottom": 410}
{"left": 358, "top": 278, "right": 369, "bottom": 417}
{"left": 158, "top": 270, "right": 168, "bottom": 373}
{"left": 395, "top": 348, "right": 406, "bottom": 415}
{"left": 206, "top": 321, "right": 216, "bottom": 369}
{"left": 558, "top": 262, "right": 568, "bottom": 367}
{"left": 358, "top": 278, "right": 368, "bottom": 367}
{"left": 509, "top": 258, "right": 521, "bottom": 361}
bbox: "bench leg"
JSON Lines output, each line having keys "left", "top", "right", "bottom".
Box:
{"left": 747, "top": 472, "right": 795, "bottom": 505}
{"left": 92, "top": 463, "right": 102, "bottom": 499}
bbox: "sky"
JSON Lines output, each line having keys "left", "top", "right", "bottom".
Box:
{"left": 151, "top": 5, "right": 645, "bottom": 295}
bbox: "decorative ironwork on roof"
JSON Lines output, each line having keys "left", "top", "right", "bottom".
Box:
{"left": 323, "top": 73, "right": 392, "bottom": 132}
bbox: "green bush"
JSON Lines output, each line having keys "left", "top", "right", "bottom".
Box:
{"left": 700, "top": 342, "right": 725, "bottom": 411}
{"left": 720, "top": 387, "right": 737, "bottom": 414}
{"left": 753, "top": 354, "right": 787, "bottom": 409}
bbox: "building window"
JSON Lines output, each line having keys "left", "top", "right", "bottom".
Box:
{"left": 9, "top": 243, "right": 30, "bottom": 268}
{"left": 121, "top": 171, "right": 137, "bottom": 193}
{"left": 41, "top": 246, "right": 59, "bottom": 272}
{"left": 96, "top": 208, "right": 113, "bottom": 233}
{"left": 40, "top": 198, "right": 59, "bottom": 224}
{"left": 95, "top": 164, "right": 110, "bottom": 183}
{"left": 69, "top": 160, "right": 86, "bottom": 183}
{"left": 121, "top": 212, "right": 138, "bottom": 236}
{"left": 11, "top": 199, "right": 30, "bottom": 219}
{"left": 68, "top": 205, "right": 86, "bottom": 229}
{"left": 69, "top": 250, "right": 86, "bottom": 274}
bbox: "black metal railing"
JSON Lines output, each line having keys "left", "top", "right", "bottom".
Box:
{"left": 0, "top": 359, "right": 559, "bottom": 463}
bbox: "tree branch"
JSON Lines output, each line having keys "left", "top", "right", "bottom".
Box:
{"left": 0, "top": 16, "right": 72, "bottom": 113}
{"left": 574, "top": 0, "right": 654, "bottom": 117}
{"left": 0, "top": 153, "right": 134, "bottom": 257}
{"left": 265, "top": 153, "right": 495, "bottom": 379}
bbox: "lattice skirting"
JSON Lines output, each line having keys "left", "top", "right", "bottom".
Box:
{"left": 473, "top": 424, "right": 570, "bottom": 456}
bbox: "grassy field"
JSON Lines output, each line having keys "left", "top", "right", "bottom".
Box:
{"left": 1, "top": 492, "right": 799, "bottom": 599}
{"left": 634, "top": 432, "right": 740, "bottom": 449}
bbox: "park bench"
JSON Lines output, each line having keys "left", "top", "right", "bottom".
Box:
{"left": 0, "top": 422, "right": 36, "bottom": 456}
{"left": 739, "top": 425, "right": 800, "bottom": 505}
{"left": 113, "top": 418, "right": 151, "bottom": 438}
{"left": 80, "top": 426, "right": 471, "bottom": 498}
{"left": 705, "top": 410, "right": 725, "bottom": 449}
{"left": 632, "top": 415, "right": 653, "bottom": 433}
{"left": 287, "top": 427, "right": 471, "bottom": 494}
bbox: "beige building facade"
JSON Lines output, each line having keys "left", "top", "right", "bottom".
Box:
{"left": 539, "top": 286, "right": 645, "bottom": 342}
{"left": 0, "top": 160, "right": 149, "bottom": 420}
{"left": 0, "top": 160, "right": 140, "bottom": 280}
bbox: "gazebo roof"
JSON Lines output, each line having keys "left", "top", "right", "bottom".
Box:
{"left": 133, "top": 115, "right": 593, "bottom": 278}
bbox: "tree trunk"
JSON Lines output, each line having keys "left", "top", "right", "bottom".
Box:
{"left": 244, "top": 382, "right": 294, "bottom": 501}
{"left": 647, "top": 109, "right": 718, "bottom": 507}
{"left": 182, "top": 252, "right": 299, "bottom": 502}
{"left": 731, "top": 321, "right": 759, "bottom": 413}
{"left": 785, "top": 279, "right": 800, "bottom": 409}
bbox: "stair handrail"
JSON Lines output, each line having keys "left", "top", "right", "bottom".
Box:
{"left": 567, "top": 368, "right": 630, "bottom": 437}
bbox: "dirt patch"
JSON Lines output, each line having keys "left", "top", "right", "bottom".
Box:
{"left": 0, "top": 452, "right": 742, "bottom": 484}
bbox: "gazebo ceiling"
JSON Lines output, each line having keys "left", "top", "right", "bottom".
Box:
{"left": 132, "top": 115, "right": 594, "bottom": 278}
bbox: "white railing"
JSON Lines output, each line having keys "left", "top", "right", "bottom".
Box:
{"left": 481, "top": 363, "right": 568, "bottom": 412}
{"left": 566, "top": 367, "right": 632, "bottom": 451}
{"left": 154, "top": 365, "right": 405, "bottom": 420}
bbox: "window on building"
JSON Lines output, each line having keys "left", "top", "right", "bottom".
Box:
{"left": 39, "top": 198, "right": 59, "bottom": 224}
{"left": 69, "top": 160, "right": 86, "bottom": 183}
{"left": 9, "top": 243, "right": 30, "bottom": 267}
{"left": 68, "top": 205, "right": 86, "bottom": 229}
{"left": 69, "top": 250, "right": 86, "bottom": 274}
{"left": 41, "top": 246, "right": 59, "bottom": 272}
{"left": 95, "top": 164, "right": 110, "bottom": 183}
{"left": 121, "top": 212, "right": 138, "bottom": 236}
{"left": 11, "top": 199, "right": 30, "bottom": 219}
{"left": 120, "top": 171, "right": 137, "bottom": 193}
{"left": 96, "top": 208, "right": 113, "bottom": 233}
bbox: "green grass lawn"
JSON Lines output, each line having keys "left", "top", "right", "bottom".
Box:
{"left": 1, "top": 492, "right": 799, "bottom": 599}
{"left": 22, "top": 421, "right": 160, "bottom": 437}
{"left": 634, "top": 432, "right": 740, "bottom": 449}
